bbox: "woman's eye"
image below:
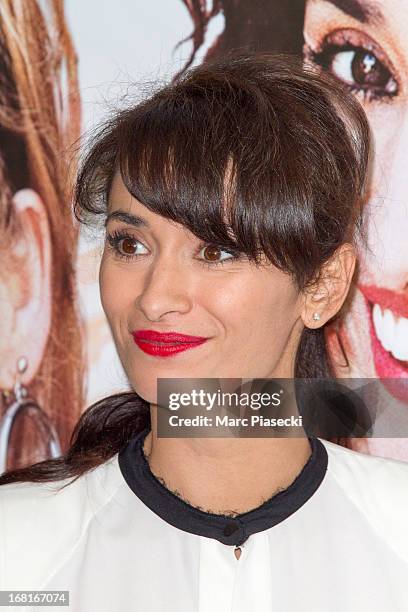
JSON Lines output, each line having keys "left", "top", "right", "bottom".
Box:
{"left": 198, "top": 244, "right": 237, "bottom": 266}
{"left": 106, "top": 231, "right": 147, "bottom": 260}
{"left": 304, "top": 33, "right": 398, "bottom": 102}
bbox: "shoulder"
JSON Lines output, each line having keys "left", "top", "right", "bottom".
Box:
{"left": 0, "top": 454, "right": 123, "bottom": 590}
{"left": 320, "top": 437, "right": 408, "bottom": 486}
{"left": 319, "top": 438, "right": 408, "bottom": 562}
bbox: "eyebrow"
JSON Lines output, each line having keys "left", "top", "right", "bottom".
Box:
{"left": 104, "top": 210, "right": 149, "bottom": 228}
{"left": 322, "top": 0, "right": 383, "bottom": 24}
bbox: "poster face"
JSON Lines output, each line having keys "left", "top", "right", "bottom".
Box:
{"left": 303, "top": 0, "right": 408, "bottom": 459}
{"left": 191, "top": 0, "right": 408, "bottom": 459}
{"left": 1, "top": 1, "right": 407, "bottom": 470}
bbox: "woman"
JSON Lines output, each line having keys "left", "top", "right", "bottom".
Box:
{"left": 0, "top": 0, "right": 85, "bottom": 471}
{"left": 178, "top": 1, "right": 408, "bottom": 461}
{"left": 1, "top": 52, "right": 408, "bottom": 611}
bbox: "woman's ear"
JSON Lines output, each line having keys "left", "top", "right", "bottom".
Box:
{"left": 0, "top": 189, "right": 52, "bottom": 389}
{"left": 301, "top": 244, "right": 357, "bottom": 328}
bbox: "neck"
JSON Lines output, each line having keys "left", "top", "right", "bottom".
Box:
{"left": 143, "top": 408, "right": 312, "bottom": 516}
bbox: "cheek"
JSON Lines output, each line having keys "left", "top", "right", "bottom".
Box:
{"left": 206, "top": 277, "right": 261, "bottom": 324}
{"left": 211, "top": 278, "right": 292, "bottom": 345}
{"left": 368, "top": 106, "right": 403, "bottom": 167}
{"left": 99, "top": 260, "right": 135, "bottom": 324}
{"left": 99, "top": 262, "right": 115, "bottom": 320}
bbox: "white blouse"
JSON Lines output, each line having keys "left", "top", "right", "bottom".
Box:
{"left": 1, "top": 428, "right": 408, "bottom": 611}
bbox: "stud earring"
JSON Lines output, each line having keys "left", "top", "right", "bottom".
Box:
{"left": 313, "top": 312, "right": 321, "bottom": 321}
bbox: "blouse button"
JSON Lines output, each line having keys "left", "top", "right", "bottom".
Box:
{"left": 223, "top": 522, "right": 239, "bottom": 537}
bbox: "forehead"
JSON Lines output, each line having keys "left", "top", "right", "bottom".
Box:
{"left": 107, "top": 171, "right": 199, "bottom": 239}
{"left": 108, "top": 171, "right": 136, "bottom": 210}
{"left": 107, "top": 168, "right": 235, "bottom": 234}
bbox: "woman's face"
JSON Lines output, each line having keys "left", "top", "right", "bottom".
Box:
{"left": 304, "top": 0, "right": 408, "bottom": 457}
{"left": 99, "top": 172, "right": 309, "bottom": 404}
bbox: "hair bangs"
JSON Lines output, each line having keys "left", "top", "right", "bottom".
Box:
{"left": 113, "top": 93, "right": 270, "bottom": 262}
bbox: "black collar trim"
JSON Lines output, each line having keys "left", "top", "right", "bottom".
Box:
{"left": 118, "top": 428, "right": 328, "bottom": 547}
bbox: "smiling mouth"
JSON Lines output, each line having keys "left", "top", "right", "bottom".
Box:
{"left": 130, "top": 330, "right": 209, "bottom": 357}
{"left": 371, "top": 303, "right": 408, "bottom": 364}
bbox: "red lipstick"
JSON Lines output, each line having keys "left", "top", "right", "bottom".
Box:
{"left": 131, "top": 329, "right": 209, "bottom": 357}
{"left": 359, "top": 284, "right": 408, "bottom": 319}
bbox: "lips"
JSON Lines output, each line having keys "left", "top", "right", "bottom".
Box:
{"left": 131, "top": 329, "right": 209, "bottom": 357}
{"left": 359, "top": 285, "right": 408, "bottom": 319}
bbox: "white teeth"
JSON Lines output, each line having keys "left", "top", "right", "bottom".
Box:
{"left": 372, "top": 304, "right": 382, "bottom": 342}
{"left": 382, "top": 309, "right": 395, "bottom": 351}
{"left": 372, "top": 303, "right": 408, "bottom": 361}
{"left": 393, "top": 317, "right": 408, "bottom": 361}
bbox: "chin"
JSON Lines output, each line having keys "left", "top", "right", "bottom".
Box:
{"left": 130, "top": 379, "right": 157, "bottom": 404}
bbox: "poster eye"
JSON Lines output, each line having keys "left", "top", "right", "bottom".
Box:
{"left": 304, "top": 34, "right": 399, "bottom": 102}
{"left": 330, "top": 48, "right": 398, "bottom": 95}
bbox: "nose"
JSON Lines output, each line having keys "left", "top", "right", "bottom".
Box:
{"left": 136, "top": 252, "right": 193, "bottom": 321}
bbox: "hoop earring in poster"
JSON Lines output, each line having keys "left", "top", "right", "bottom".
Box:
{"left": 0, "top": 356, "right": 62, "bottom": 474}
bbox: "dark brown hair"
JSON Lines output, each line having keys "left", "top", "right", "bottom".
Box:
{"left": 0, "top": 51, "right": 371, "bottom": 486}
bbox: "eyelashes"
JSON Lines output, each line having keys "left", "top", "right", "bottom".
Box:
{"left": 303, "top": 30, "right": 399, "bottom": 103}
{"left": 106, "top": 229, "right": 143, "bottom": 261}
{"left": 105, "top": 228, "right": 242, "bottom": 268}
